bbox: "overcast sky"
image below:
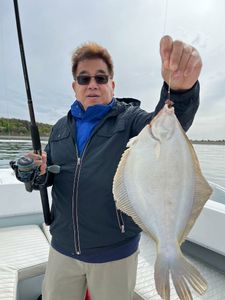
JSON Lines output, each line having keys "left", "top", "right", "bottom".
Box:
{"left": 0, "top": 0, "right": 225, "bottom": 140}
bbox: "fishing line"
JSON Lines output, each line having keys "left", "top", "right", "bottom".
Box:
{"left": 162, "top": 0, "right": 169, "bottom": 36}
{"left": 162, "top": 0, "right": 173, "bottom": 100}
{"left": 167, "top": 69, "right": 172, "bottom": 100}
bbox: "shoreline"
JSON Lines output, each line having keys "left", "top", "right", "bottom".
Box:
{"left": 0, "top": 135, "right": 224, "bottom": 145}
{"left": 0, "top": 135, "right": 49, "bottom": 141}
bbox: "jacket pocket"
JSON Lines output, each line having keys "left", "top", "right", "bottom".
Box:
{"left": 96, "top": 119, "right": 125, "bottom": 137}
{"left": 51, "top": 128, "right": 70, "bottom": 142}
{"left": 50, "top": 130, "right": 75, "bottom": 165}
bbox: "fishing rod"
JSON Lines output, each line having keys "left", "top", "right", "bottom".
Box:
{"left": 12, "top": 0, "right": 51, "bottom": 225}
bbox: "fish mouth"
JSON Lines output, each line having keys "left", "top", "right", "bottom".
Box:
{"left": 165, "top": 99, "right": 174, "bottom": 109}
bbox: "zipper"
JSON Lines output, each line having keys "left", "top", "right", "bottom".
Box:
{"left": 115, "top": 209, "right": 125, "bottom": 233}
{"left": 71, "top": 155, "right": 81, "bottom": 255}
{"left": 71, "top": 139, "right": 94, "bottom": 255}
{"left": 71, "top": 109, "right": 123, "bottom": 255}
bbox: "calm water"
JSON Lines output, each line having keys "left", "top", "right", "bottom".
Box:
{"left": 0, "top": 139, "right": 224, "bottom": 205}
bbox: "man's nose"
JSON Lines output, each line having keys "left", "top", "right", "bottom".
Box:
{"left": 88, "top": 77, "right": 98, "bottom": 88}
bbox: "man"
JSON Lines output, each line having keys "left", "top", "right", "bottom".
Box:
{"left": 31, "top": 35, "right": 202, "bottom": 300}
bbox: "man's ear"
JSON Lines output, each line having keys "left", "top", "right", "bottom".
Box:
{"left": 111, "top": 80, "right": 115, "bottom": 94}
{"left": 72, "top": 81, "right": 76, "bottom": 92}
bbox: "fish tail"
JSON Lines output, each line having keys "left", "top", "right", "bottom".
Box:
{"left": 170, "top": 253, "right": 207, "bottom": 300}
{"left": 154, "top": 253, "right": 170, "bottom": 300}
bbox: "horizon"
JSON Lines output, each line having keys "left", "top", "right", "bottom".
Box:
{"left": 0, "top": 116, "right": 224, "bottom": 142}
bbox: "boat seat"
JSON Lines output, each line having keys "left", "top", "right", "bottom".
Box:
{"left": 0, "top": 266, "right": 17, "bottom": 300}
{"left": 0, "top": 225, "right": 50, "bottom": 300}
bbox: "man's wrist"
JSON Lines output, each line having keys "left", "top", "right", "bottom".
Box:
{"left": 164, "top": 81, "right": 198, "bottom": 94}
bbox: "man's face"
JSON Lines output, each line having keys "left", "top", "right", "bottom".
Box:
{"left": 72, "top": 59, "right": 115, "bottom": 110}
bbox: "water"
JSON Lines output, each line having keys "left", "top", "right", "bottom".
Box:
{"left": 0, "top": 139, "right": 48, "bottom": 168}
{"left": 192, "top": 144, "right": 225, "bottom": 205}
{"left": 0, "top": 139, "right": 224, "bottom": 205}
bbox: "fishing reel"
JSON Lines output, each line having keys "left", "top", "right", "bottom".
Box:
{"left": 10, "top": 156, "right": 39, "bottom": 182}
{"left": 10, "top": 156, "right": 60, "bottom": 192}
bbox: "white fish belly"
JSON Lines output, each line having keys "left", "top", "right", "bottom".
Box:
{"left": 113, "top": 104, "right": 212, "bottom": 300}
{"left": 122, "top": 125, "right": 195, "bottom": 243}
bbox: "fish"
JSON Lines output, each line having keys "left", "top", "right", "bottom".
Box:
{"left": 113, "top": 102, "right": 213, "bottom": 300}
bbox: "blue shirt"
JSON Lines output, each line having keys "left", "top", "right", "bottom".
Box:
{"left": 71, "top": 98, "right": 115, "bottom": 156}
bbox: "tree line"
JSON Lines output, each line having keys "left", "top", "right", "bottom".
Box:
{"left": 0, "top": 117, "right": 52, "bottom": 137}
{"left": 0, "top": 117, "right": 224, "bottom": 144}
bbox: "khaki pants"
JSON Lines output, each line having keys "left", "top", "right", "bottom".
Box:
{"left": 42, "top": 246, "right": 139, "bottom": 300}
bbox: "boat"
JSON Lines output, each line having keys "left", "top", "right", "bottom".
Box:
{"left": 1, "top": 1, "right": 225, "bottom": 298}
{"left": 0, "top": 168, "right": 225, "bottom": 300}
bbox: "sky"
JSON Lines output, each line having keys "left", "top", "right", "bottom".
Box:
{"left": 0, "top": 0, "right": 225, "bottom": 140}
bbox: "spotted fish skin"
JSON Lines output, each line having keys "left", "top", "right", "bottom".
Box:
{"left": 113, "top": 104, "right": 212, "bottom": 300}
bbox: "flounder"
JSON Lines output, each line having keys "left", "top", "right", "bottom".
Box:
{"left": 113, "top": 103, "right": 212, "bottom": 300}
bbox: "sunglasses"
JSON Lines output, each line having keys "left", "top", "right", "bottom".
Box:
{"left": 75, "top": 75, "right": 109, "bottom": 85}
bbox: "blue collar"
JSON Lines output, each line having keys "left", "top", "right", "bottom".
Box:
{"left": 71, "top": 98, "right": 115, "bottom": 121}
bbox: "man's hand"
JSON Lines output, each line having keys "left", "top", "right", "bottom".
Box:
{"left": 27, "top": 151, "right": 47, "bottom": 175}
{"left": 160, "top": 35, "right": 202, "bottom": 91}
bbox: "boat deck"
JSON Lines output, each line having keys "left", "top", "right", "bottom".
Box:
{"left": 0, "top": 169, "right": 225, "bottom": 299}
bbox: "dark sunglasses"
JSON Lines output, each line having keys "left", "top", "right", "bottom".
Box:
{"left": 75, "top": 75, "right": 109, "bottom": 85}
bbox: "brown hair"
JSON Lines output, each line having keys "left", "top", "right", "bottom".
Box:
{"left": 71, "top": 42, "right": 114, "bottom": 79}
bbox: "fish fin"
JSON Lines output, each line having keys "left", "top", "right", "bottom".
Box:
{"left": 178, "top": 132, "right": 213, "bottom": 243}
{"left": 126, "top": 136, "right": 138, "bottom": 148}
{"left": 113, "top": 147, "right": 154, "bottom": 237}
{"left": 155, "top": 245, "right": 207, "bottom": 300}
{"left": 170, "top": 252, "right": 207, "bottom": 299}
{"left": 171, "top": 272, "right": 193, "bottom": 300}
{"left": 154, "top": 252, "right": 170, "bottom": 300}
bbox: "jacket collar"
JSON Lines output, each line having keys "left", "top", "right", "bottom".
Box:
{"left": 68, "top": 97, "right": 141, "bottom": 120}
{"left": 71, "top": 98, "right": 115, "bottom": 121}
